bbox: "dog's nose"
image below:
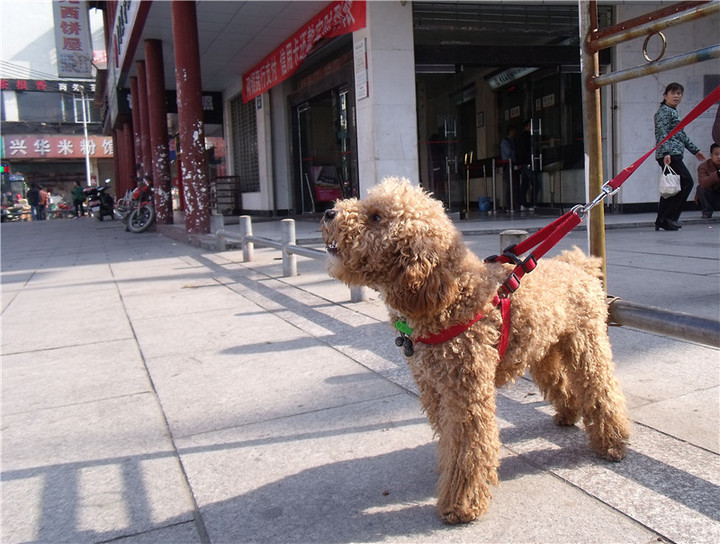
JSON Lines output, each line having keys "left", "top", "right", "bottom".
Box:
{"left": 323, "top": 209, "right": 337, "bottom": 223}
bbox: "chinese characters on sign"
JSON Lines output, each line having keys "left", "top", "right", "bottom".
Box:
{"left": 2, "top": 136, "right": 114, "bottom": 159}
{"left": 53, "top": 0, "right": 93, "bottom": 78}
{"left": 242, "top": 0, "right": 366, "bottom": 103}
{"left": 0, "top": 80, "right": 96, "bottom": 93}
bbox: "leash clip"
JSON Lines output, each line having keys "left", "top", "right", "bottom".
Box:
{"left": 573, "top": 181, "right": 621, "bottom": 217}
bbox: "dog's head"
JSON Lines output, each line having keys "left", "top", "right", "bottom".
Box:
{"left": 322, "top": 177, "right": 464, "bottom": 318}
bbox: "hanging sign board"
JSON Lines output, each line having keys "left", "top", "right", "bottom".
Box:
{"left": 242, "top": 0, "right": 366, "bottom": 103}
{"left": 53, "top": 0, "right": 93, "bottom": 78}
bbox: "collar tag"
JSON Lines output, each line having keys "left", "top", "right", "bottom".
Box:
{"left": 394, "top": 319, "right": 413, "bottom": 336}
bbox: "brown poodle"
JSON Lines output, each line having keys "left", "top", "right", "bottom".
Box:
{"left": 321, "top": 177, "right": 630, "bottom": 524}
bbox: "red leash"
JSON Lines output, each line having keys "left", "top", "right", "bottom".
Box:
{"left": 489, "top": 83, "right": 720, "bottom": 296}
{"left": 395, "top": 84, "right": 720, "bottom": 360}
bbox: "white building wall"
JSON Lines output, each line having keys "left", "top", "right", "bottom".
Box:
{"left": 353, "top": 1, "right": 419, "bottom": 196}
{"left": 612, "top": 2, "right": 720, "bottom": 206}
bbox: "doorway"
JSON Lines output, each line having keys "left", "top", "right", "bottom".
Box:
{"left": 293, "top": 87, "right": 358, "bottom": 214}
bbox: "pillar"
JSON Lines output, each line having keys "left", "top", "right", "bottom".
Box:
{"left": 135, "top": 61, "right": 152, "bottom": 178}
{"left": 353, "top": 1, "right": 418, "bottom": 195}
{"left": 120, "top": 119, "right": 136, "bottom": 195}
{"left": 171, "top": 0, "right": 210, "bottom": 234}
{"left": 580, "top": 1, "right": 607, "bottom": 285}
{"left": 112, "top": 128, "right": 122, "bottom": 195}
{"left": 129, "top": 76, "right": 143, "bottom": 179}
{"left": 144, "top": 39, "right": 173, "bottom": 223}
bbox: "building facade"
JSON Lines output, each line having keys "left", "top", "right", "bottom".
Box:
{"left": 93, "top": 1, "right": 719, "bottom": 234}
{"left": 1, "top": 1, "right": 112, "bottom": 203}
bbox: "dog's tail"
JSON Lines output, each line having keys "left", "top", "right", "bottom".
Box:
{"left": 556, "top": 246, "right": 603, "bottom": 279}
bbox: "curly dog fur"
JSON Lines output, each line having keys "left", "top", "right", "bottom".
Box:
{"left": 322, "top": 177, "right": 630, "bottom": 524}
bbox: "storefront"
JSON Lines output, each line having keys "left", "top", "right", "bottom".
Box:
{"left": 413, "top": 2, "right": 614, "bottom": 214}
{"left": 290, "top": 40, "right": 359, "bottom": 214}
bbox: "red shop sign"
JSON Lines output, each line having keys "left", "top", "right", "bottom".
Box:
{"left": 242, "top": 0, "right": 366, "bottom": 103}
{"left": 2, "top": 135, "right": 114, "bottom": 159}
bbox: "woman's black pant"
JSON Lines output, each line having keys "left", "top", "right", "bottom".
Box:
{"left": 656, "top": 155, "right": 694, "bottom": 224}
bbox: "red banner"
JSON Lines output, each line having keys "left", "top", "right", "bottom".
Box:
{"left": 242, "top": 0, "right": 366, "bottom": 103}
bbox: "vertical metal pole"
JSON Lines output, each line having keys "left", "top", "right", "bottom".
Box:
{"left": 508, "top": 158, "right": 514, "bottom": 213}
{"left": 281, "top": 219, "right": 297, "bottom": 277}
{"left": 579, "top": 0, "right": 607, "bottom": 287}
{"left": 240, "top": 215, "right": 253, "bottom": 262}
{"left": 491, "top": 158, "right": 497, "bottom": 213}
{"left": 81, "top": 88, "right": 92, "bottom": 187}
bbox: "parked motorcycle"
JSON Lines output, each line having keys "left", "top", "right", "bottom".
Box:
{"left": 124, "top": 178, "right": 155, "bottom": 233}
{"left": 84, "top": 183, "right": 114, "bottom": 221}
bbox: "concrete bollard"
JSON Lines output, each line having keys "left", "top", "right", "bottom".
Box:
{"left": 240, "top": 215, "right": 254, "bottom": 262}
{"left": 281, "top": 219, "right": 297, "bottom": 277}
{"left": 499, "top": 229, "right": 529, "bottom": 254}
{"left": 350, "top": 286, "right": 368, "bottom": 303}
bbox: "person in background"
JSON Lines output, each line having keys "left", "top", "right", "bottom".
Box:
{"left": 516, "top": 118, "right": 537, "bottom": 211}
{"left": 654, "top": 82, "right": 706, "bottom": 231}
{"left": 500, "top": 125, "right": 518, "bottom": 211}
{"left": 696, "top": 142, "right": 720, "bottom": 219}
{"left": 26, "top": 183, "right": 40, "bottom": 221}
{"left": 38, "top": 186, "right": 49, "bottom": 220}
{"left": 71, "top": 181, "right": 85, "bottom": 218}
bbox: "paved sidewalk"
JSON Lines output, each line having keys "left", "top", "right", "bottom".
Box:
{"left": 1, "top": 213, "right": 719, "bottom": 544}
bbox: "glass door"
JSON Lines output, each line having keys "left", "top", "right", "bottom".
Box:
{"left": 294, "top": 87, "right": 357, "bottom": 214}
{"left": 529, "top": 71, "right": 585, "bottom": 211}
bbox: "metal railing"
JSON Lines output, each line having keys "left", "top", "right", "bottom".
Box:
{"left": 216, "top": 217, "right": 719, "bottom": 348}
{"left": 215, "top": 216, "right": 368, "bottom": 303}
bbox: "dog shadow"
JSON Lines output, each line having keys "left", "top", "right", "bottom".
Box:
{"left": 196, "top": 443, "right": 450, "bottom": 543}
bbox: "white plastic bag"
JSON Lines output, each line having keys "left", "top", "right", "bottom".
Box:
{"left": 659, "top": 165, "right": 681, "bottom": 198}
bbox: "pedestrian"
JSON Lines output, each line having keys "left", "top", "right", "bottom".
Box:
{"left": 71, "top": 181, "right": 85, "bottom": 218}
{"left": 500, "top": 125, "right": 519, "bottom": 211}
{"left": 653, "top": 82, "right": 706, "bottom": 231}
{"left": 696, "top": 142, "right": 720, "bottom": 219}
{"left": 516, "top": 119, "right": 538, "bottom": 211}
{"left": 26, "top": 183, "right": 40, "bottom": 221}
{"left": 38, "top": 186, "right": 49, "bottom": 220}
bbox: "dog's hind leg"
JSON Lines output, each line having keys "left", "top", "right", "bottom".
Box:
{"left": 529, "top": 345, "right": 581, "bottom": 426}
{"left": 559, "top": 330, "right": 630, "bottom": 461}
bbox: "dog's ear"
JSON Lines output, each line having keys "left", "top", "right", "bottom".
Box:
{"left": 385, "top": 234, "right": 459, "bottom": 319}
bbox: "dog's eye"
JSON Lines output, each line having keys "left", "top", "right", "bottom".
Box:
{"left": 371, "top": 213, "right": 381, "bottom": 223}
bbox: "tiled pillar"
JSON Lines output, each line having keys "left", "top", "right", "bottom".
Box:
{"left": 144, "top": 39, "right": 173, "bottom": 223}
{"left": 135, "top": 61, "right": 152, "bottom": 178}
{"left": 171, "top": 0, "right": 210, "bottom": 234}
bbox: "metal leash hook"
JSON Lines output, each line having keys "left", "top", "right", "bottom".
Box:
{"left": 571, "top": 181, "right": 621, "bottom": 218}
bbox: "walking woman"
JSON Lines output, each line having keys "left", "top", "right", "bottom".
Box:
{"left": 654, "top": 82, "right": 706, "bottom": 231}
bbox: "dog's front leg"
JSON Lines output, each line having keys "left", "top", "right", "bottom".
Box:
{"left": 435, "top": 370, "right": 500, "bottom": 524}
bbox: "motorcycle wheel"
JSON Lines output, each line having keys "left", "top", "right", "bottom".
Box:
{"left": 127, "top": 204, "right": 156, "bottom": 233}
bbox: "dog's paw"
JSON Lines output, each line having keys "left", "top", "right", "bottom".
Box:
{"left": 553, "top": 412, "right": 580, "bottom": 426}
{"left": 598, "top": 443, "right": 627, "bottom": 462}
{"left": 441, "top": 507, "right": 481, "bottom": 525}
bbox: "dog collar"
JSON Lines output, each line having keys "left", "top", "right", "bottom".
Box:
{"left": 393, "top": 295, "right": 511, "bottom": 358}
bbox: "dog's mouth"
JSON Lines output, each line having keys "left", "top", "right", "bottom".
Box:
{"left": 326, "top": 240, "right": 338, "bottom": 256}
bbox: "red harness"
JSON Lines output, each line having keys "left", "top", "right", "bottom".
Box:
{"left": 398, "top": 295, "right": 512, "bottom": 359}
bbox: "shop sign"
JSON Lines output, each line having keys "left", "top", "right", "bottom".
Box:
{"left": 52, "top": 0, "right": 93, "bottom": 78}
{"left": 0, "top": 79, "right": 95, "bottom": 93}
{"left": 242, "top": 0, "right": 366, "bottom": 103}
{"left": 487, "top": 67, "right": 538, "bottom": 90}
{"left": 1, "top": 135, "right": 114, "bottom": 160}
{"left": 166, "top": 91, "right": 224, "bottom": 125}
